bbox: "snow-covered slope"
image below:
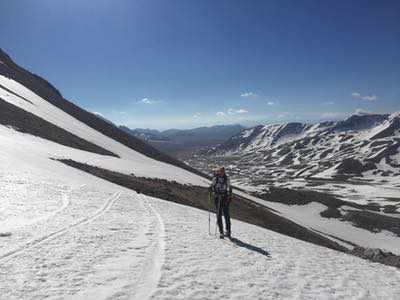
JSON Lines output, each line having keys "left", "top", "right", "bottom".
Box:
{"left": 0, "top": 75, "right": 208, "bottom": 186}
{"left": 1, "top": 143, "right": 399, "bottom": 299}
{"left": 0, "top": 48, "right": 205, "bottom": 179}
{"left": 204, "top": 113, "right": 399, "bottom": 182}
{"left": 193, "top": 113, "right": 400, "bottom": 194}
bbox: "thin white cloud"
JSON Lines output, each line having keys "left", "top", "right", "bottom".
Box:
{"left": 236, "top": 109, "right": 249, "bottom": 114}
{"left": 266, "top": 101, "right": 275, "bottom": 106}
{"left": 351, "top": 92, "right": 377, "bottom": 101}
{"left": 363, "top": 95, "right": 377, "bottom": 101}
{"left": 139, "top": 97, "right": 160, "bottom": 105}
{"left": 354, "top": 108, "right": 371, "bottom": 115}
{"left": 227, "top": 108, "right": 249, "bottom": 115}
{"left": 240, "top": 91, "right": 258, "bottom": 99}
{"left": 322, "top": 101, "right": 334, "bottom": 105}
{"left": 193, "top": 112, "right": 201, "bottom": 118}
{"left": 216, "top": 111, "right": 226, "bottom": 117}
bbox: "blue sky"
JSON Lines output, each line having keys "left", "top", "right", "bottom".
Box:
{"left": 1, "top": 0, "right": 399, "bottom": 129}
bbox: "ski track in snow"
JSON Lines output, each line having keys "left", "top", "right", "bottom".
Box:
{"left": 0, "top": 192, "right": 120, "bottom": 262}
{"left": 129, "top": 195, "right": 166, "bottom": 300}
{"left": 0, "top": 190, "right": 70, "bottom": 234}
{"left": 0, "top": 191, "right": 147, "bottom": 299}
{"left": 151, "top": 198, "right": 400, "bottom": 300}
{"left": 0, "top": 176, "right": 400, "bottom": 299}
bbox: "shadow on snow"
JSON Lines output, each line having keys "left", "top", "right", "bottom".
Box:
{"left": 229, "top": 237, "right": 271, "bottom": 257}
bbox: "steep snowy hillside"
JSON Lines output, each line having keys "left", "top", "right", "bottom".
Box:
{"left": 0, "top": 48, "right": 204, "bottom": 178}
{"left": 0, "top": 52, "right": 209, "bottom": 184}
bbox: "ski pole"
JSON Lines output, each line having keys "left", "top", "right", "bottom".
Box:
{"left": 215, "top": 194, "right": 221, "bottom": 236}
{"left": 208, "top": 190, "right": 211, "bottom": 235}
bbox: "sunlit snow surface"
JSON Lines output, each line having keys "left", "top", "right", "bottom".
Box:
{"left": 0, "top": 151, "right": 400, "bottom": 299}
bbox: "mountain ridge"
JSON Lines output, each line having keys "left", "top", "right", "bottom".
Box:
{"left": 194, "top": 112, "right": 400, "bottom": 181}
{"left": 0, "top": 48, "right": 205, "bottom": 178}
{"left": 120, "top": 124, "right": 245, "bottom": 156}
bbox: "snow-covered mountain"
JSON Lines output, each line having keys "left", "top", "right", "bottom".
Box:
{"left": 1, "top": 48, "right": 400, "bottom": 298}
{"left": 204, "top": 113, "right": 400, "bottom": 181}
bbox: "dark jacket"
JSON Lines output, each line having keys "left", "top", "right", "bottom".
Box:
{"left": 211, "top": 174, "right": 232, "bottom": 195}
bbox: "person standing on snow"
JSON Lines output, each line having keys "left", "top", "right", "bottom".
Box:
{"left": 211, "top": 167, "right": 232, "bottom": 239}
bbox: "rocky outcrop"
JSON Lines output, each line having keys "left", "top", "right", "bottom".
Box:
{"left": 336, "top": 158, "right": 364, "bottom": 175}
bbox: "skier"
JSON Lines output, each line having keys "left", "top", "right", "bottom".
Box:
{"left": 210, "top": 167, "right": 232, "bottom": 239}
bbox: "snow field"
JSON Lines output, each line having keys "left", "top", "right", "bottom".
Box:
{"left": 0, "top": 157, "right": 399, "bottom": 299}
{"left": 0, "top": 188, "right": 155, "bottom": 299}
{"left": 151, "top": 197, "right": 400, "bottom": 299}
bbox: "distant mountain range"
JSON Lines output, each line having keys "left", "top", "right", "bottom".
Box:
{"left": 119, "top": 126, "right": 170, "bottom": 141}
{"left": 120, "top": 124, "right": 245, "bottom": 156}
{"left": 191, "top": 112, "right": 400, "bottom": 182}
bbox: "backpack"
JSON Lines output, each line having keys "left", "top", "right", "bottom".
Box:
{"left": 214, "top": 174, "right": 228, "bottom": 194}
